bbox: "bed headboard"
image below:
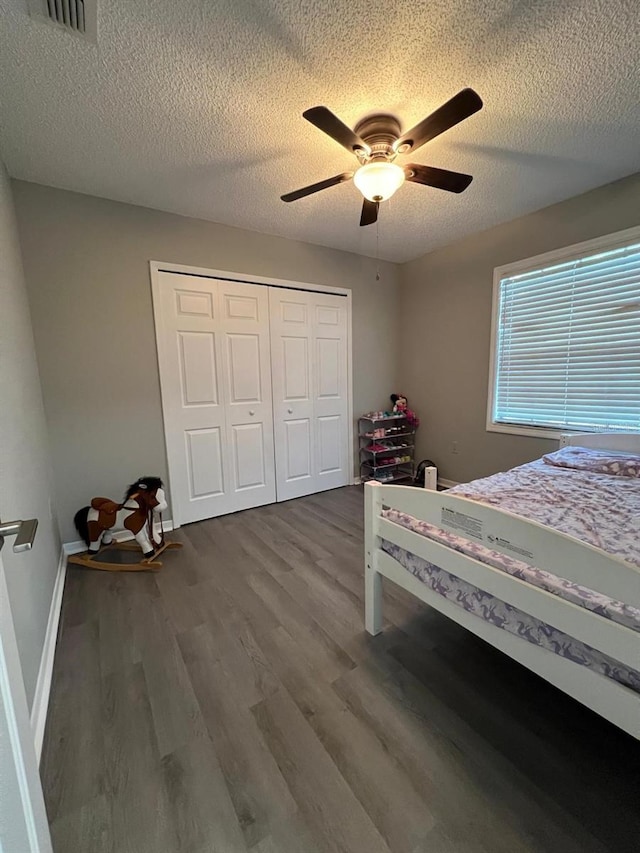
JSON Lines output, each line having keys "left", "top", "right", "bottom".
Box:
{"left": 560, "top": 432, "right": 640, "bottom": 453}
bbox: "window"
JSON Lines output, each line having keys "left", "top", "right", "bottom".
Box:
{"left": 488, "top": 227, "right": 640, "bottom": 438}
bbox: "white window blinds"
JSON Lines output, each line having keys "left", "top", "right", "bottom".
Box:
{"left": 493, "top": 240, "right": 640, "bottom": 433}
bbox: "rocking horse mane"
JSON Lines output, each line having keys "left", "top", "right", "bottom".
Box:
{"left": 124, "top": 476, "right": 164, "bottom": 501}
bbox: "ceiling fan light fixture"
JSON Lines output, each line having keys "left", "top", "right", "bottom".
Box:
{"left": 353, "top": 161, "right": 405, "bottom": 202}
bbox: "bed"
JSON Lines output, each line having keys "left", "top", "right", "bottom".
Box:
{"left": 364, "top": 433, "right": 640, "bottom": 740}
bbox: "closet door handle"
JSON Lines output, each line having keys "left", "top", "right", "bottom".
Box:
{"left": 249, "top": 410, "right": 255, "bottom": 416}
{"left": 287, "top": 408, "right": 293, "bottom": 414}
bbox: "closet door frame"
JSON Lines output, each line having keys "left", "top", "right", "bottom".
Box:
{"left": 150, "top": 261, "right": 354, "bottom": 527}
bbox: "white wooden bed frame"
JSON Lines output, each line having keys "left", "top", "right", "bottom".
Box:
{"left": 364, "top": 433, "right": 640, "bottom": 740}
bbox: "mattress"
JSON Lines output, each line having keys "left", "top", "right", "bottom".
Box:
{"left": 380, "top": 455, "right": 640, "bottom": 692}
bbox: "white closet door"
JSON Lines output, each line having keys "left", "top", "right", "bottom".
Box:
{"left": 218, "top": 280, "right": 276, "bottom": 513}
{"left": 312, "top": 293, "right": 349, "bottom": 492}
{"left": 270, "top": 289, "right": 315, "bottom": 500}
{"left": 155, "top": 272, "right": 275, "bottom": 524}
{"left": 270, "top": 288, "right": 349, "bottom": 500}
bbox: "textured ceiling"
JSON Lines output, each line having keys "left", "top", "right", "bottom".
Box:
{"left": 0, "top": 0, "right": 639, "bottom": 263}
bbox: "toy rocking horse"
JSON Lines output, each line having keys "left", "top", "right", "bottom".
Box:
{"left": 68, "top": 476, "right": 182, "bottom": 571}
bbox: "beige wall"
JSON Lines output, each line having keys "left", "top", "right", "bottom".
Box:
{"left": 0, "top": 164, "right": 60, "bottom": 709}
{"left": 400, "top": 172, "right": 640, "bottom": 484}
{"left": 12, "top": 181, "right": 400, "bottom": 542}
{"left": 12, "top": 171, "right": 639, "bottom": 545}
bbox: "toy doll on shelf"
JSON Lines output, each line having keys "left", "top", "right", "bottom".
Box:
{"left": 390, "top": 394, "right": 420, "bottom": 429}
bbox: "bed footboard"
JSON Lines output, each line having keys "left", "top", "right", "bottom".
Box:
{"left": 362, "top": 479, "right": 640, "bottom": 739}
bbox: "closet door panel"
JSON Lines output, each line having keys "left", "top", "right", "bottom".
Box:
{"left": 156, "top": 274, "right": 230, "bottom": 523}
{"left": 270, "top": 288, "right": 349, "bottom": 500}
{"left": 282, "top": 336, "right": 309, "bottom": 399}
{"left": 285, "top": 419, "right": 312, "bottom": 478}
{"left": 317, "top": 416, "right": 342, "bottom": 475}
{"left": 231, "top": 423, "right": 267, "bottom": 490}
{"left": 226, "top": 334, "right": 262, "bottom": 402}
{"left": 269, "top": 290, "right": 315, "bottom": 500}
{"left": 219, "top": 280, "right": 276, "bottom": 512}
{"left": 155, "top": 272, "right": 275, "bottom": 523}
{"left": 312, "top": 295, "right": 349, "bottom": 492}
{"left": 178, "top": 332, "right": 219, "bottom": 406}
{"left": 186, "top": 428, "right": 225, "bottom": 498}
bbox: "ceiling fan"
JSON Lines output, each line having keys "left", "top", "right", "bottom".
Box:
{"left": 281, "top": 88, "right": 483, "bottom": 226}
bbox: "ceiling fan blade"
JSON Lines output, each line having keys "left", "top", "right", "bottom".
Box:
{"left": 303, "top": 107, "right": 371, "bottom": 156}
{"left": 281, "top": 172, "right": 354, "bottom": 202}
{"left": 405, "top": 164, "right": 473, "bottom": 193}
{"left": 395, "top": 88, "right": 483, "bottom": 154}
{"left": 360, "top": 198, "right": 379, "bottom": 227}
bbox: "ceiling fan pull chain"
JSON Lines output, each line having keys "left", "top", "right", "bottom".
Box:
{"left": 376, "top": 216, "right": 380, "bottom": 281}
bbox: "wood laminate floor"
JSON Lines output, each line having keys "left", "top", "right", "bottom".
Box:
{"left": 42, "top": 487, "right": 640, "bottom": 853}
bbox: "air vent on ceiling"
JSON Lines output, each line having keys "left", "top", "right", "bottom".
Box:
{"left": 27, "top": 0, "right": 97, "bottom": 42}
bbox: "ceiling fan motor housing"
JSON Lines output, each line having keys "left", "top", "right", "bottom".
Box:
{"left": 353, "top": 114, "right": 402, "bottom": 161}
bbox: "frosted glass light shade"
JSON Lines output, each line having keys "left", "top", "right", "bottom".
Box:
{"left": 353, "top": 161, "right": 405, "bottom": 202}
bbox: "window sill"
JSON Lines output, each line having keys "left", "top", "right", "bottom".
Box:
{"left": 486, "top": 422, "right": 564, "bottom": 441}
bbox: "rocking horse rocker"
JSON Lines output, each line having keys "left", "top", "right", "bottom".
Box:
{"left": 68, "top": 476, "right": 182, "bottom": 571}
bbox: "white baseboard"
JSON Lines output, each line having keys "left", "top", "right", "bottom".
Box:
{"left": 438, "top": 477, "right": 461, "bottom": 490}
{"left": 63, "top": 519, "right": 174, "bottom": 556}
{"left": 31, "top": 546, "right": 66, "bottom": 764}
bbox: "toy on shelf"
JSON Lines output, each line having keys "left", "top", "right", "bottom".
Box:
{"left": 68, "top": 476, "right": 182, "bottom": 571}
{"left": 390, "top": 394, "right": 420, "bottom": 429}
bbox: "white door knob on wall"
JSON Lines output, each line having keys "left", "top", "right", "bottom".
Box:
{"left": 288, "top": 408, "right": 293, "bottom": 414}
